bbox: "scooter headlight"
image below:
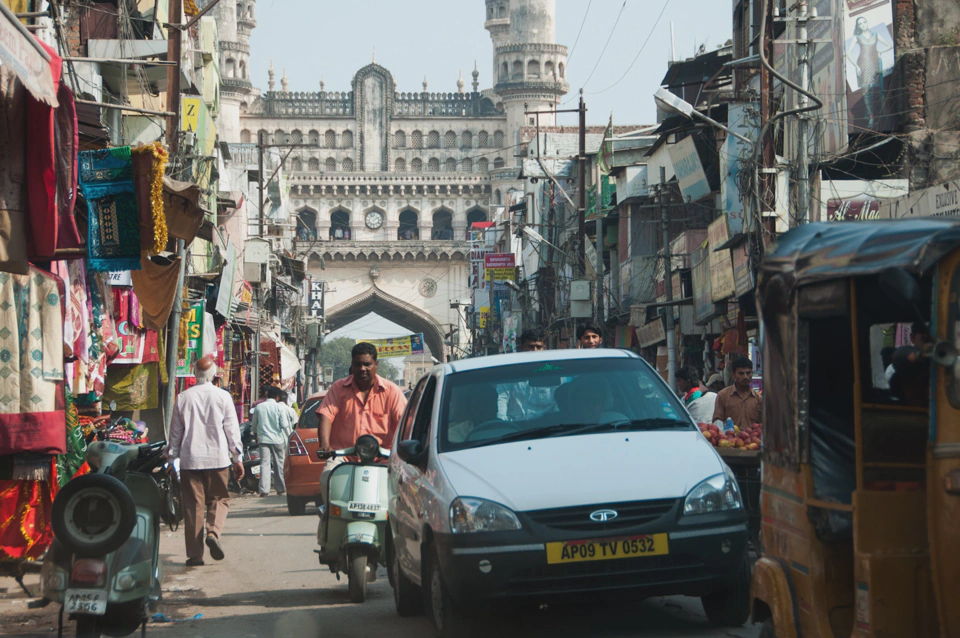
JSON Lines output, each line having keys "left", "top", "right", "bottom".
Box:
{"left": 355, "top": 435, "right": 380, "bottom": 463}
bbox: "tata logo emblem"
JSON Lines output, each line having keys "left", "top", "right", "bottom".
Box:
{"left": 589, "top": 509, "right": 618, "bottom": 523}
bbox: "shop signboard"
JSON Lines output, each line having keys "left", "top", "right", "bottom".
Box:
{"left": 357, "top": 333, "right": 425, "bottom": 357}
{"left": 307, "top": 280, "right": 324, "bottom": 318}
{"left": 484, "top": 253, "right": 516, "bottom": 282}
{"left": 215, "top": 243, "right": 238, "bottom": 320}
{"left": 108, "top": 271, "right": 133, "bottom": 286}
{"left": 720, "top": 104, "right": 759, "bottom": 234}
{"left": 844, "top": 0, "right": 896, "bottom": 133}
{"left": 732, "top": 243, "right": 754, "bottom": 298}
{"left": 708, "top": 218, "right": 736, "bottom": 301}
{"left": 478, "top": 306, "right": 490, "bottom": 329}
{"left": 638, "top": 316, "right": 667, "bottom": 348}
{"left": 692, "top": 243, "right": 715, "bottom": 325}
{"left": 667, "top": 136, "right": 711, "bottom": 203}
{"left": 175, "top": 302, "right": 205, "bottom": 377}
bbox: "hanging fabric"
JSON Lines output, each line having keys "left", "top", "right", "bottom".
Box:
{"left": 0, "top": 268, "right": 66, "bottom": 455}
{"left": 130, "top": 254, "right": 181, "bottom": 331}
{"left": 0, "top": 66, "right": 29, "bottom": 275}
{"left": 131, "top": 142, "right": 169, "bottom": 254}
{"left": 78, "top": 147, "right": 142, "bottom": 272}
{"left": 54, "top": 81, "right": 81, "bottom": 252}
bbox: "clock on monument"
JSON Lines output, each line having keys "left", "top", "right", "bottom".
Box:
{"left": 365, "top": 210, "right": 384, "bottom": 230}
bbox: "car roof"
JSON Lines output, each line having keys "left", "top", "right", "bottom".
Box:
{"left": 438, "top": 348, "right": 640, "bottom": 375}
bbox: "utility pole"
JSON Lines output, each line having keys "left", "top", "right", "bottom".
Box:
{"left": 659, "top": 166, "right": 676, "bottom": 391}
{"left": 795, "top": 0, "right": 811, "bottom": 226}
{"left": 161, "top": 0, "right": 184, "bottom": 435}
{"left": 595, "top": 163, "right": 604, "bottom": 323}
{"left": 577, "top": 91, "right": 587, "bottom": 277}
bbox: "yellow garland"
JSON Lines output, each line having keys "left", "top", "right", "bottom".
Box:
{"left": 132, "top": 141, "right": 169, "bottom": 255}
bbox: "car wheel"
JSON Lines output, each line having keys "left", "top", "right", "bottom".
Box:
{"left": 286, "top": 495, "right": 307, "bottom": 516}
{"left": 759, "top": 618, "right": 776, "bottom": 638}
{"left": 391, "top": 537, "right": 423, "bottom": 616}
{"left": 75, "top": 616, "right": 101, "bottom": 638}
{"left": 425, "top": 545, "right": 472, "bottom": 638}
{"left": 348, "top": 549, "right": 368, "bottom": 603}
{"left": 52, "top": 474, "right": 137, "bottom": 557}
{"left": 701, "top": 555, "right": 751, "bottom": 627}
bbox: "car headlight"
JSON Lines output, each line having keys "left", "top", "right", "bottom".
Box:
{"left": 450, "top": 497, "right": 522, "bottom": 534}
{"left": 683, "top": 468, "right": 742, "bottom": 515}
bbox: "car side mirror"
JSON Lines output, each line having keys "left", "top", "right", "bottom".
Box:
{"left": 397, "top": 440, "right": 425, "bottom": 465}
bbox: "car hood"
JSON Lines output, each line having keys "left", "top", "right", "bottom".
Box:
{"left": 437, "top": 431, "right": 725, "bottom": 512}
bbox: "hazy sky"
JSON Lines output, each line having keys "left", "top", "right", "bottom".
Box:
{"left": 252, "top": 1, "right": 733, "bottom": 344}
{"left": 248, "top": 0, "right": 733, "bottom": 126}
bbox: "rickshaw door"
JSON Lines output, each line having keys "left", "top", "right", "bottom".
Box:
{"left": 931, "top": 249, "right": 960, "bottom": 637}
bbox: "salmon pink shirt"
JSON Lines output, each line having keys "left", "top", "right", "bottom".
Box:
{"left": 317, "top": 374, "right": 407, "bottom": 450}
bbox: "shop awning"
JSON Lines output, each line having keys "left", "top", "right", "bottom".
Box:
{"left": 0, "top": 3, "right": 58, "bottom": 106}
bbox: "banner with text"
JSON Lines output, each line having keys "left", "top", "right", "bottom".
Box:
{"left": 358, "top": 334, "right": 425, "bottom": 357}
{"left": 175, "top": 302, "right": 205, "bottom": 377}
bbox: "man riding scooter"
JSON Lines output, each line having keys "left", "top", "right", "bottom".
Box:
{"left": 316, "top": 342, "right": 407, "bottom": 553}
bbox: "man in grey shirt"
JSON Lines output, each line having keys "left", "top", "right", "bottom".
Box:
{"left": 250, "top": 386, "right": 294, "bottom": 497}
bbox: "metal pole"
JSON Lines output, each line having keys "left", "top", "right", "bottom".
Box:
{"left": 251, "top": 292, "right": 260, "bottom": 403}
{"left": 162, "top": 239, "right": 188, "bottom": 436}
{"left": 257, "top": 131, "right": 265, "bottom": 238}
{"left": 577, "top": 91, "right": 587, "bottom": 277}
{"left": 660, "top": 166, "right": 676, "bottom": 391}
{"left": 595, "top": 164, "right": 604, "bottom": 322}
{"left": 796, "top": 1, "right": 810, "bottom": 226}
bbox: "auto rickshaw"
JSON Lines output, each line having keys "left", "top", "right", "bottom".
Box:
{"left": 749, "top": 219, "right": 960, "bottom": 637}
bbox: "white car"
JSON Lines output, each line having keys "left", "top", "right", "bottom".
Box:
{"left": 387, "top": 349, "right": 750, "bottom": 637}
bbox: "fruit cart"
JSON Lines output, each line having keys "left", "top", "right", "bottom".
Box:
{"left": 717, "top": 448, "right": 762, "bottom": 552}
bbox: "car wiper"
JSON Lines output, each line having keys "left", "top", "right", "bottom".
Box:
{"left": 464, "top": 423, "right": 594, "bottom": 447}
{"left": 601, "top": 418, "right": 692, "bottom": 431}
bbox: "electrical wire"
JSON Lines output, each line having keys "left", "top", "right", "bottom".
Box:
{"left": 564, "top": 0, "right": 593, "bottom": 66}
{"left": 576, "top": 0, "right": 628, "bottom": 94}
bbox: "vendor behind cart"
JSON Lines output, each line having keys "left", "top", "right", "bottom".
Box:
{"left": 712, "top": 356, "right": 761, "bottom": 429}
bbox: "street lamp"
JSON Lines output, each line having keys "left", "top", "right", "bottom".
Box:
{"left": 654, "top": 87, "right": 755, "bottom": 147}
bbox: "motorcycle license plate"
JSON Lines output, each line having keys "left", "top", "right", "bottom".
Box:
{"left": 65, "top": 589, "right": 108, "bottom": 615}
{"left": 251, "top": 465, "right": 260, "bottom": 476}
{"left": 347, "top": 502, "right": 381, "bottom": 512}
{"left": 545, "top": 534, "right": 669, "bottom": 565}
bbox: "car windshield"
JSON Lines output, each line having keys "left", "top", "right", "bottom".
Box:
{"left": 438, "top": 357, "right": 693, "bottom": 452}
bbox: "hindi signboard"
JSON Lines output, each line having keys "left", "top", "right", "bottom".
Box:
{"left": 357, "top": 334, "right": 425, "bottom": 358}
{"left": 732, "top": 242, "right": 754, "bottom": 298}
{"left": 708, "top": 217, "right": 736, "bottom": 301}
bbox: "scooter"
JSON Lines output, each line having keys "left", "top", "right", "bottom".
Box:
{"left": 41, "top": 440, "right": 167, "bottom": 637}
{"left": 316, "top": 434, "right": 390, "bottom": 603}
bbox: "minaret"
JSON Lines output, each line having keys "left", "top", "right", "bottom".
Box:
{"left": 216, "top": 0, "right": 257, "bottom": 142}
{"left": 486, "top": 0, "right": 568, "bottom": 158}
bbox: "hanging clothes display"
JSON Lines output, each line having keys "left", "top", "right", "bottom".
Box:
{"left": 131, "top": 142, "right": 169, "bottom": 254}
{"left": 0, "top": 268, "right": 66, "bottom": 456}
{"left": 78, "top": 147, "right": 142, "bottom": 272}
{"left": 130, "top": 254, "right": 181, "bottom": 331}
{"left": 102, "top": 364, "right": 159, "bottom": 411}
{"left": 54, "top": 81, "right": 80, "bottom": 252}
{"left": 0, "top": 66, "right": 29, "bottom": 275}
{"left": 0, "top": 477, "right": 54, "bottom": 561}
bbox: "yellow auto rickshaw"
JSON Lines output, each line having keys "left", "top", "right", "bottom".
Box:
{"left": 750, "top": 219, "right": 960, "bottom": 637}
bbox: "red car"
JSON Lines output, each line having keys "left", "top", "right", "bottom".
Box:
{"left": 282, "top": 391, "right": 326, "bottom": 515}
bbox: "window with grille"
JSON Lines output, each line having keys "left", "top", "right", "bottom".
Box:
{"left": 412, "top": 158, "right": 423, "bottom": 172}
{"left": 462, "top": 158, "right": 473, "bottom": 173}
{"left": 494, "top": 157, "right": 505, "bottom": 169}
{"left": 240, "top": 130, "right": 251, "bottom": 143}
{"left": 342, "top": 158, "right": 354, "bottom": 171}
{"left": 478, "top": 130, "right": 489, "bottom": 148}
{"left": 412, "top": 130, "right": 423, "bottom": 149}
{"left": 325, "top": 130, "right": 336, "bottom": 148}
{"left": 395, "top": 157, "right": 406, "bottom": 172}
{"left": 478, "top": 158, "right": 489, "bottom": 172}
{"left": 445, "top": 158, "right": 457, "bottom": 172}
{"left": 291, "top": 130, "right": 303, "bottom": 143}
{"left": 461, "top": 131, "right": 473, "bottom": 148}
{"left": 291, "top": 158, "right": 302, "bottom": 171}
{"left": 309, "top": 158, "right": 320, "bottom": 171}
{"left": 494, "top": 130, "right": 504, "bottom": 147}
{"left": 444, "top": 131, "right": 457, "bottom": 148}
{"left": 309, "top": 130, "right": 320, "bottom": 145}
{"left": 325, "top": 158, "right": 336, "bottom": 172}
{"left": 274, "top": 129, "right": 285, "bottom": 144}
{"left": 428, "top": 158, "right": 440, "bottom": 172}
{"left": 395, "top": 130, "right": 406, "bottom": 148}
{"left": 342, "top": 130, "right": 354, "bottom": 148}
{"left": 427, "top": 130, "right": 440, "bottom": 148}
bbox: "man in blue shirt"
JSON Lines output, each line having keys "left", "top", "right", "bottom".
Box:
{"left": 250, "top": 386, "right": 294, "bottom": 497}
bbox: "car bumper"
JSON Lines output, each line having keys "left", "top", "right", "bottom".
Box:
{"left": 433, "top": 514, "right": 748, "bottom": 606}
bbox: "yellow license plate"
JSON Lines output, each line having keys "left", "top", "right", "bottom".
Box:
{"left": 545, "top": 533, "right": 669, "bottom": 564}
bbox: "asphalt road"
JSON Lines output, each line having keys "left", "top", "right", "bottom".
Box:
{"left": 1, "top": 493, "right": 762, "bottom": 638}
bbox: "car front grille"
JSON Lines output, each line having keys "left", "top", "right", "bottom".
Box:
{"left": 524, "top": 499, "right": 677, "bottom": 532}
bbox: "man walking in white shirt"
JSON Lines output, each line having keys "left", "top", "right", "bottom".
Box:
{"left": 251, "top": 386, "right": 294, "bottom": 497}
{"left": 165, "top": 356, "right": 243, "bottom": 566}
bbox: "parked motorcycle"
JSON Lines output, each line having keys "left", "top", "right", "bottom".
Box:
{"left": 316, "top": 435, "right": 390, "bottom": 603}
{"left": 41, "top": 440, "right": 168, "bottom": 637}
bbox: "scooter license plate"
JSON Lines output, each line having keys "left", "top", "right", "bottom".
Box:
{"left": 251, "top": 465, "right": 260, "bottom": 476}
{"left": 65, "top": 589, "right": 108, "bottom": 615}
{"left": 347, "top": 502, "right": 381, "bottom": 512}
